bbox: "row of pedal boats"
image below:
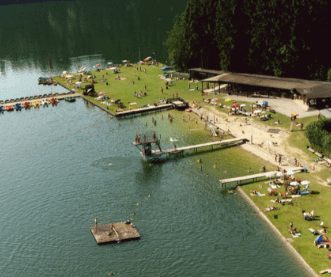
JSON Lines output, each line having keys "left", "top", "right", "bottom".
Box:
{"left": 0, "top": 96, "right": 76, "bottom": 113}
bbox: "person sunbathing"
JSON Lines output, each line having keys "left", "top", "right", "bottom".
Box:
{"left": 302, "top": 210, "right": 315, "bottom": 220}
{"left": 314, "top": 233, "right": 331, "bottom": 248}
{"left": 265, "top": 206, "right": 278, "bottom": 212}
{"left": 320, "top": 268, "right": 331, "bottom": 274}
{"left": 288, "top": 222, "right": 301, "bottom": 237}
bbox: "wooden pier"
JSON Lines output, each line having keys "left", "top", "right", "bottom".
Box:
{"left": 163, "top": 138, "right": 246, "bottom": 154}
{"left": 116, "top": 103, "right": 173, "bottom": 118}
{"left": 1, "top": 92, "right": 80, "bottom": 107}
{"left": 133, "top": 136, "right": 247, "bottom": 162}
{"left": 91, "top": 222, "right": 140, "bottom": 245}
{"left": 220, "top": 171, "right": 282, "bottom": 188}
{"left": 219, "top": 167, "right": 304, "bottom": 188}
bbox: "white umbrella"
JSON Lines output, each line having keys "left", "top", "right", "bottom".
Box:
{"left": 301, "top": 180, "right": 310, "bottom": 186}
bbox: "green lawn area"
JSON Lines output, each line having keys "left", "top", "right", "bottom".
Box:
{"left": 241, "top": 174, "right": 331, "bottom": 273}
{"left": 53, "top": 64, "right": 204, "bottom": 114}
{"left": 287, "top": 115, "right": 325, "bottom": 161}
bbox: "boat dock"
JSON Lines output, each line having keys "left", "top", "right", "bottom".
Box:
{"left": 163, "top": 137, "right": 246, "bottom": 154}
{"left": 116, "top": 103, "right": 173, "bottom": 118}
{"left": 1, "top": 92, "right": 80, "bottom": 107}
{"left": 220, "top": 171, "right": 281, "bottom": 188}
{"left": 91, "top": 222, "right": 140, "bottom": 245}
{"left": 220, "top": 167, "right": 304, "bottom": 188}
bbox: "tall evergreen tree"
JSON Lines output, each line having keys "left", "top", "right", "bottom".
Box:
{"left": 166, "top": 0, "right": 331, "bottom": 80}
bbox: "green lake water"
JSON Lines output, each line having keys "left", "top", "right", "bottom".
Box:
{"left": 0, "top": 1, "right": 310, "bottom": 276}
{"left": 0, "top": 100, "right": 310, "bottom": 276}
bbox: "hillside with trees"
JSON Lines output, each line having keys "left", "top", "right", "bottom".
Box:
{"left": 166, "top": 0, "right": 331, "bottom": 80}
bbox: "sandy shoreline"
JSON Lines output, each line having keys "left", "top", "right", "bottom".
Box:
{"left": 192, "top": 105, "right": 315, "bottom": 171}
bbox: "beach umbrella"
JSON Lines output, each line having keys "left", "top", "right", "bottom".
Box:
{"left": 286, "top": 169, "right": 294, "bottom": 175}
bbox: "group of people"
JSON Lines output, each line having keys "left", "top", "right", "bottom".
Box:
{"left": 133, "top": 91, "right": 147, "bottom": 98}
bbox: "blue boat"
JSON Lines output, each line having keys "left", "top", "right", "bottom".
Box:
{"left": 14, "top": 103, "right": 22, "bottom": 111}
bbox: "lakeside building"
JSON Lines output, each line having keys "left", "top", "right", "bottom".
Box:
{"left": 189, "top": 68, "right": 331, "bottom": 110}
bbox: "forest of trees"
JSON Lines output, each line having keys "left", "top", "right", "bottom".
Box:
{"left": 166, "top": 0, "right": 331, "bottom": 80}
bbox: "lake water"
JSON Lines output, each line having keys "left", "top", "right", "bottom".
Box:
{"left": 0, "top": 1, "right": 309, "bottom": 276}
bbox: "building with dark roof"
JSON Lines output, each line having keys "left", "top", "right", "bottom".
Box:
{"left": 191, "top": 68, "right": 331, "bottom": 109}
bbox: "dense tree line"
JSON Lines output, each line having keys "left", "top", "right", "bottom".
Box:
{"left": 166, "top": 0, "right": 331, "bottom": 80}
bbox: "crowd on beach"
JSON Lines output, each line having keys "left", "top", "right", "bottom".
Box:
{"left": 249, "top": 169, "right": 331, "bottom": 273}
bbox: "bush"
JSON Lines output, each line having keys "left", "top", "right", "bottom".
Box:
{"left": 305, "top": 119, "right": 331, "bottom": 157}
{"left": 328, "top": 68, "right": 331, "bottom": 82}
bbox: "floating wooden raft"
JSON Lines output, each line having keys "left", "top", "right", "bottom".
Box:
{"left": 91, "top": 222, "right": 140, "bottom": 245}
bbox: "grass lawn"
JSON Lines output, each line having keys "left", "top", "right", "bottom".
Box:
{"left": 53, "top": 64, "right": 204, "bottom": 114}
{"left": 241, "top": 174, "right": 331, "bottom": 273}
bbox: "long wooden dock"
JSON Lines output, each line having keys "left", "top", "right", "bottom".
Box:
{"left": 91, "top": 222, "right": 140, "bottom": 245}
{"left": 133, "top": 137, "right": 246, "bottom": 162}
{"left": 116, "top": 103, "right": 173, "bottom": 118}
{"left": 219, "top": 167, "right": 304, "bottom": 187}
{"left": 220, "top": 171, "right": 281, "bottom": 187}
{"left": 1, "top": 92, "right": 80, "bottom": 107}
{"left": 163, "top": 137, "right": 246, "bottom": 154}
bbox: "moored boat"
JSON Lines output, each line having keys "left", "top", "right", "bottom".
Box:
{"left": 23, "top": 101, "right": 31, "bottom": 109}
{"left": 14, "top": 103, "right": 22, "bottom": 111}
{"left": 41, "top": 99, "right": 49, "bottom": 107}
{"left": 49, "top": 98, "right": 59, "bottom": 106}
{"left": 64, "top": 97, "right": 76, "bottom": 103}
{"left": 5, "top": 105, "right": 14, "bottom": 112}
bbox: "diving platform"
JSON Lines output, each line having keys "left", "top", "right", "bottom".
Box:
{"left": 91, "top": 222, "right": 140, "bottom": 245}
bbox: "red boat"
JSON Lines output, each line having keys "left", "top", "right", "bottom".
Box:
{"left": 5, "top": 105, "right": 14, "bottom": 111}
{"left": 23, "top": 101, "right": 31, "bottom": 109}
{"left": 49, "top": 98, "right": 59, "bottom": 106}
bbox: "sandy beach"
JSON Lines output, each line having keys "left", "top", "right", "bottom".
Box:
{"left": 192, "top": 105, "right": 317, "bottom": 172}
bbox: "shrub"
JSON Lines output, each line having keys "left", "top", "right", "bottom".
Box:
{"left": 305, "top": 119, "right": 331, "bottom": 157}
